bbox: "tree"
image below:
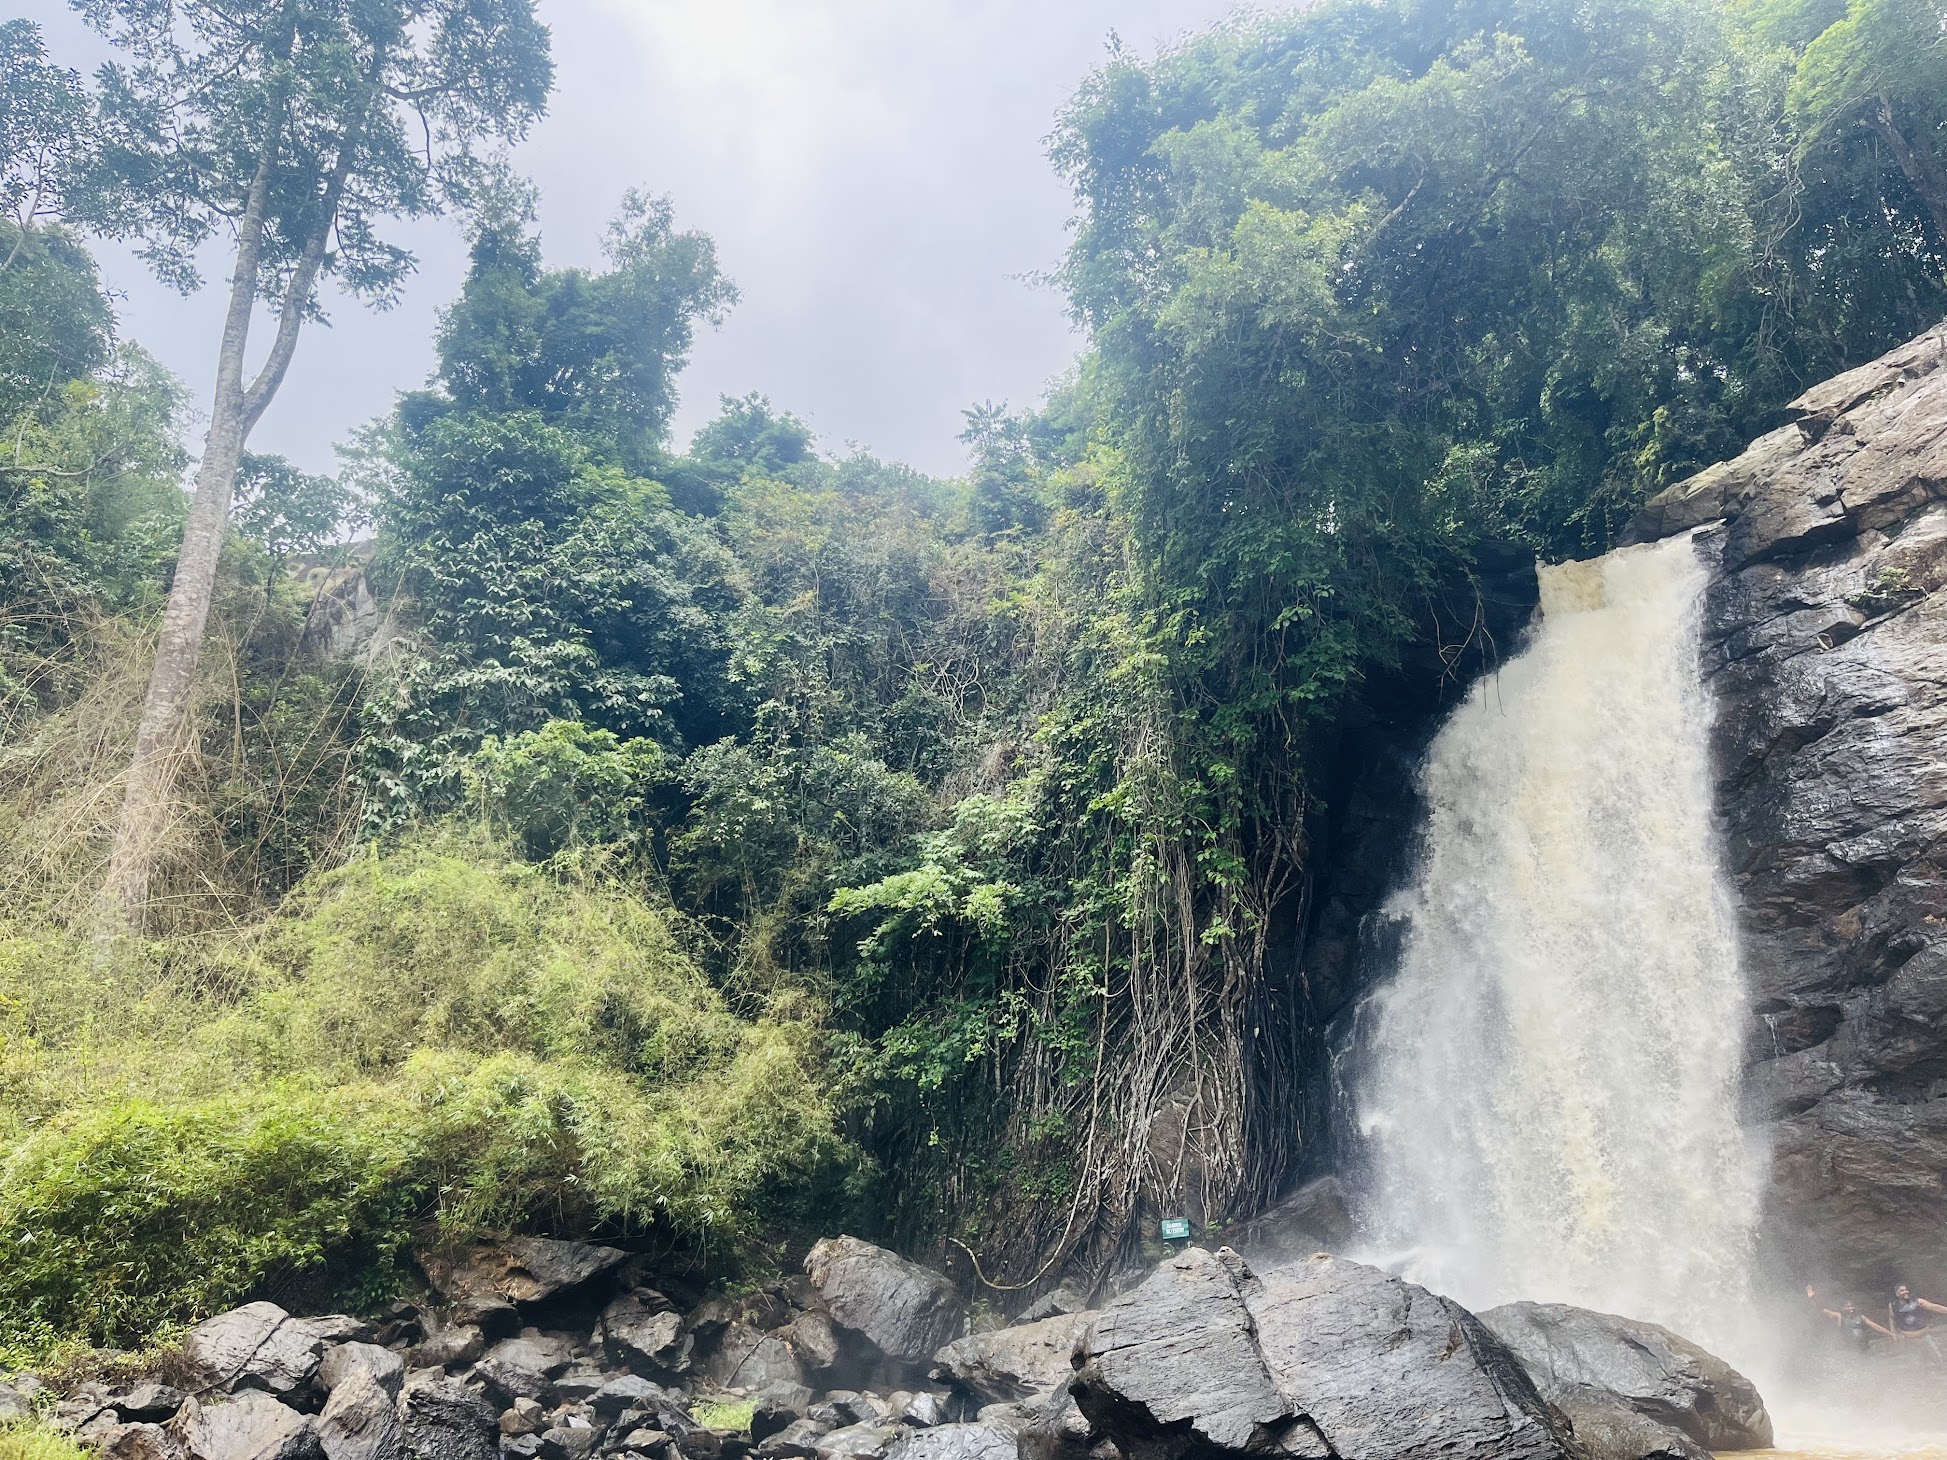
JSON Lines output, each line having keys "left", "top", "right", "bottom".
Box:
{"left": 232, "top": 452, "right": 359, "bottom": 598}
{"left": 1770, "top": 0, "right": 1947, "bottom": 252}
{"left": 83, "top": 0, "right": 553, "bottom": 919}
{"left": 1, "top": 19, "right": 90, "bottom": 267}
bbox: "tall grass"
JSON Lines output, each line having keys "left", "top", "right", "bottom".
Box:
{"left": 0, "top": 837, "right": 850, "bottom": 1358}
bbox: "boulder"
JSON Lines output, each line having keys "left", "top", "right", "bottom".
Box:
{"left": 811, "top": 1425, "right": 898, "bottom": 1460}
{"left": 895, "top": 1396, "right": 947, "bottom": 1430}
{"left": 781, "top": 1313, "right": 841, "bottom": 1375}
{"left": 316, "top": 1368, "right": 406, "bottom": 1460}
{"left": 1072, "top": 1248, "right": 1577, "bottom": 1460}
{"left": 294, "top": 1317, "right": 375, "bottom": 1346}
{"left": 320, "top": 1345, "right": 405, "bottom": 1399}
{"left": 500, "top": 1400, "right": 546, "bottom": 1439}
{"left": 538, "top": 1429, "right": 601, "bottom": 1460}
{"left": 598, "top": 1295, "right": 693, "bottom": 1377}
{"left": 884, "top": 1427, "right": 1015, "bottom": 1460}
{"left": 1480, "top": 1302, "right": 1773, "bottom": 1451}
{"left": 474, "top": 1336, "right": 574, "bottom": 1403}
{"left": 181, "top": 1304, "right": 326, "bottom": 1398}
{"left": 399, "top": 1374, "right": 499, "bottom": 1460}
{"left": 116, "top": 1385, "right": 189, "bottom": 1422}
{"left": 1017, "top": 1282, "right": 1092, "bottom": 1326}
{"left": 0, "top": 1378, "right": 31, "bottom": 1422}
{"left": 1220, "top": 1177, "right": 1358, "bottom": 1265}
{"left": 804, "top": 1238, "right": 963, "bottom": 1367}
{"left": 407, "top": 1327, "right": 485, "bottom": 1372}
{"left": 1545, "top": 1386, "right": 1708, "bottom": 1460}
{"left": 98, "top": 1422, "right": 187, "bottom": 1460}
{"left": 701, "top": 1324, "right": 806, "bottom": 1391}
{"left": 177, "top": 1394, "right": 322, "bottom": 1460}
{"left": 421, "top": 1240, "right": 626, "bottom": 1334}
{"left": 932, "top": 1312, "right": 1094, "bottom": 1404}
{"left": 756, "top": 1421, "right": 831, "bottom": 1460}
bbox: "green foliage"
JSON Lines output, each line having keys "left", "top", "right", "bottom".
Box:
{"left": 232, "top": 454, "right": 360, "bottom": 593}
{"left": 0, "top": 839, "right": 848, "bottom": 1353}
{"left": 76, "top": 0, "right": 552, "bottom": 301}
{"left": 0, "top": 225, "right": 112, "bottom": 425}
{"left": 0, "top": 21, "right": 90, "bottom": 244}
{"left": 467, "top": 721, "right": 670, "bottom": 862}
{"left": 429, "top": 195, "right": 737, "bottom": 472}
{"left": 0, "top": 1423, "right": 90, "bottom": 1460}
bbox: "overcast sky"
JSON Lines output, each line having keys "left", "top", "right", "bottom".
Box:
{"left": 19, "top": 0, "right": 1242, "bottom": 478}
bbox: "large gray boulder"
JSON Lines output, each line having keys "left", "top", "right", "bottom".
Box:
{"left": 805, "top": 1238, "right": 963, "bottom": 1367}
{"left": 1480, "top": 1302, "right": 1772, "bottom": 1452}
{"left": 597, "top": 1293, "right": 693, "bottom": 1377}
{"left": 316, "top": 1368, "right": 405, "bottom": 1460}
{"left": 701, "top": 1322, "right": 806, "bottom": 1391}
{"left": 474, "top": 1336, "right": 574, "bottom": 1403}
{"left": 932, "top": 1313, "right": 1095, "bottom": 1404}
{"left": 1072, "top": 1248, "right": 1578, "bottom": 1460}
{"left": 180, "top": 1305, "right": 327, "bottom": 1398}
{"left": 399, "top": 1374, "right": 498, "bottom": 1460}
{"left": 176, "top": 1394, "right": 322, "bottom": 1460}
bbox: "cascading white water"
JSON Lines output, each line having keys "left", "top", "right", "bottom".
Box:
{"left": 1355, "top": 531, "right": 1763, "bottom": 1347}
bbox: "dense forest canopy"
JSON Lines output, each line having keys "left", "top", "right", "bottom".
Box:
{"left": 2, "top": 0, "right": 1945, "bottom": 1357}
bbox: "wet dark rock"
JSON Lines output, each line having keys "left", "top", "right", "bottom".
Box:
{"left": 410, "top": 1328, "right": 487, "bottom": 1372}
{"left": 700, "top": 1324, "right": 805, "bottom": 1392}
{"left": 1625, "top": 321, "right": 1947, "bottom": 1293}
{"left": 321, "top": 1345, "right": 406, "bottom": 1399}
{"left": 1016, "top": 1282, "right": 1091, "bottom": 1326}
{"left": 893, "top": 1397, "right": 946, "bottom": 1432}
{"left": 423, "top": 1241, "right": 627, "bottom": 1337}
{"left": 1544, "top": 1386, "right": 1707, "bottom": 1460}
{"left": 754, "top": 1383, "right": 815, "bottom": 1419}
{"left": 501, "top": 1402, "right": 547, "bottom": 1439}
{"left": 177, "top": 1393, "right": 322, "bottom": 1460}
{"left": 1220, "top": 1176, "right": 1357, "bottom": 1264}
{"left": 116, "top": 1385, "right": 189, "bottom": 1422}
{"left": 780, "top": 1314, "right": 840, "bottom": 1376}
{"left": 476, "top": 1338, "right": 575, "bottom": 1403}
{"left": 755, "top": 1421, "right": 831, "bottom": 1460}
{"left": 552, "top": 1374, "right": 609, "bottom": 1405}
{"left": 1480, "top": 1302, "right": 1772, "bottom": 1452}
{"left": 598, "top": 1296, "right": 692, "bottom": 1378}
{"left": 400, "top": 1374, "right": 500, "bottom": 1460}
{"left": 803, "top": 1239, "right": 962, "bottom": 1369}
{"left": 931, "top": 1313, "right": 1092, "bottom": 1405}
{"left": 317, "top": 1366, "right": 406, "bottom": 1460}
{"left": 1073, "top": 1248, "right": 1577, "bottom": 1460}
{"left": 538, "top": 1429, "right": 602, "bottom": 1460}
{"left": 883, "top": 1426, "right": 1014, "bottom": 1460}
{"left": 809, "top": 1424, "right": 898, "bottom": 1460}
{"left": 181, "top": 1304, "right": 327, "bottom": 1398}
{"left": 503, "top": 1438, "right": 546, "bottom": 1460}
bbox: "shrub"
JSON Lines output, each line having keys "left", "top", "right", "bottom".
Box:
{"left": 0, "top": 837, "right": 849, "bottom": 1354}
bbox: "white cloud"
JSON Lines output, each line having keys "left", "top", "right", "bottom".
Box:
{"left": 19, "top": 0, "right": 1241, "bottom": 476}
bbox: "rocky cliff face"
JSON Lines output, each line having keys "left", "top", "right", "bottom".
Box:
{"left": 1625, "top": 323, "right": 1947, "bottom": 1294}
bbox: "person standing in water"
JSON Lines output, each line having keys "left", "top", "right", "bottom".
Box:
{"left": 1819, "top": 1297, "right": 1892, "bottom": 1351}
{"left": 1890, "top": 1284, "right": 1947, "bottom": 1355}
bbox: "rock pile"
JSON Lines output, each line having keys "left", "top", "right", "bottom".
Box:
{"left": 2, "top": 1240, "right": 1776, "bottom": 1460}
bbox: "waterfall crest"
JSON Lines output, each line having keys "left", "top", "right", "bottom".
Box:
{"left": 1356, "top": 532, "right": 1761, "bottom": 1344}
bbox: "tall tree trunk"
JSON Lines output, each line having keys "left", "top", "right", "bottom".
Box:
{"left": 1873, "top": 96, "right": 1947, "bottom": 256}
{"left": 102, "top": 53, "right": 382, "bottom": 922}
{"left": 100, "top": 123, "right": 282, "bottom": 921}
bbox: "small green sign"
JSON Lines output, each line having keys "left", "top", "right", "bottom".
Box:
{"left": 1159, "top": 1217, "right": 1192, "bottom": 1241}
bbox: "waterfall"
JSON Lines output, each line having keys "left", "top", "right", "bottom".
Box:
{"left": 1354, "top": 531, "right": 1761, "bottom": 1345}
